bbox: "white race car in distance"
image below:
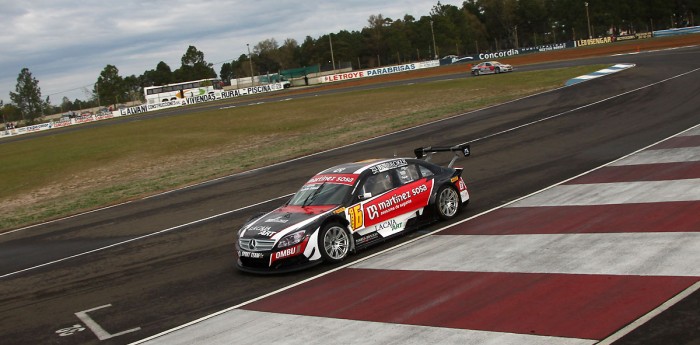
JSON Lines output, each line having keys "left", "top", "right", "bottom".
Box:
{"left": 471, "top": 61, "right": 514, "bottom": 76}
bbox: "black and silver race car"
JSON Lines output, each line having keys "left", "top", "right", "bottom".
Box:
{"left": 235, "top": 144, "right": 471, "bottom": 273}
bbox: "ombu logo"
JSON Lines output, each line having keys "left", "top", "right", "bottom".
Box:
{"left": 348, "top": 204, "right": 364, "bottom": 230}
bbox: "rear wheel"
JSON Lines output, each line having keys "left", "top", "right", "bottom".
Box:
{"left": 319, "top": 222, "right": 350, "bottom": 263}
{"left": 495, "top": 67, "right": 501, "bottom": 74}
{"left": 435, "top": 185, "right": 461, "bottom": 220}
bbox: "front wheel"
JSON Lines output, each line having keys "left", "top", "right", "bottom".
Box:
{"left": 319, "top": 222, "right": 350, "bottom": 263}
{"left": 473, "top": 70, "right": 479, "bottom": 76}
{"left": 435, "top": 185, "right": 461, "bottom": 220}
{"left": 495, "top": 67, "right": 501, "bottom": 74}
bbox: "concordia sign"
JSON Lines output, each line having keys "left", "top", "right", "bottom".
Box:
{"left": 478, "top": 49, "right": 519, "bottom": 60}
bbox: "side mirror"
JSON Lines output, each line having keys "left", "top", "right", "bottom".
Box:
{"left": 359, "top": 192, "right": 372, "bottom": 200}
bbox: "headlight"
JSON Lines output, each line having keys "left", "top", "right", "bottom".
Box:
{"left": 277, "top": 230, "right": 306, "bottom": 249}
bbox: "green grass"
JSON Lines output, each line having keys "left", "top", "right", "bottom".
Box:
{"left": 0, "top": 65, "right": 605, "bottom": 230}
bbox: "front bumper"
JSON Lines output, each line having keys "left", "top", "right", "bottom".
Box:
{"left": 236, "top": 252, "right": 321, "bottom": 274}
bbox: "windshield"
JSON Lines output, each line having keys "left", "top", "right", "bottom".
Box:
{"left": 287, "top": 183, "right": 353, "bottom": 206}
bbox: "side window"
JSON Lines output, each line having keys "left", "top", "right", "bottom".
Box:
{"left": 396, "top": 165, "right": 420, "bottom": 185}
{"left": 361, "top": 172, "right": 396, "bottom": 196}
{"left": 418, "top": 164, "right": 434, "bottom": 178}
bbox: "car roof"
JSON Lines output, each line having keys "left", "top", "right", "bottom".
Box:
{"left": 317, "top": 158, "right": 417, "bottom": 176}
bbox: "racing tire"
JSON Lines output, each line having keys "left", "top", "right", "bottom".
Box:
{"left": 319, "top": 222, "right": 350, "bottom": 263}
{"left": 473, "top": 70, "right": 479, "bottom": 76}
{"left": 495, "top": 67, "right": 501, "bottom": 74}
{"left": 435, "top": 184, "right": 461, "bottom": 220}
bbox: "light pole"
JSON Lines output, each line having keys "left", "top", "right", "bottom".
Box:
{"left": 585, "top": 2, "right": 592, "bottom": 39}
{"left": 430, "top": 20, "right": 438, "bottom": 59}
{"left": 247, "top": 43, "right": 254, "bottom": 87}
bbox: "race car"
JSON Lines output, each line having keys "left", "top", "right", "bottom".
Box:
{"left": 235, "top": 144, "right": 471, "bottom": 273}
{"left": 471, "top": 61, "right": 514, "bottom": 76}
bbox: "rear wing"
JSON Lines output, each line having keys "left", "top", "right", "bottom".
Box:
{"left": 414, "top": 144, "right": 470, "bottom": 168}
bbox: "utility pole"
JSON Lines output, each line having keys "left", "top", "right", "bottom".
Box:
{"left": 329, "top": 33, "right": 336, "bottom": 71}
{"left": 247, "top": 43, "right": 255, "bottom": 87}
{"left": 430, "top": 20, "right": 438, "bottom": 59}
{"left": 95, "top": 82, "right": 100, "bottom": 108}
{"left": 585, "top": 2, "right": 592, "bottom": 39}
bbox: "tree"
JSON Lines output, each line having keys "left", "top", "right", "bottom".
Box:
{"left": 9, "top": 68, "right": 44, "bottom": 124}
{"left": 94, "top": 64, "right": 126, "bottom": 107}
{"left": 174, "top": 45, "right": 216, "bottom": 82}
{"left": 219, "top": 62, "right": 234, "bottom": 85}
{"left": 153, "top": 61, "right": 173, "bottom": 85}
{"left": 279, "top": 38, "right": 301, "bottom": 69}
{"left": 123, "top": 75, "right": 142, "bottom": 103}
{"left": 60, "top": 96, "right": 72, "bottom": 112}
{"left": 2, "top": 102, "right": 21, "bottom": 124}
{"left": 254, "top": 38, "right": 281, "bottom": 73}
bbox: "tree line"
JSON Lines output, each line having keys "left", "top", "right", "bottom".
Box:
{"left": 3, "top": 0, "right": 698, "bottom": 126}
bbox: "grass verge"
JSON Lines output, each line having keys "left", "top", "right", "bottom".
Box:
{"left": 0, "top": 65, "right": 605, "bottom": 231}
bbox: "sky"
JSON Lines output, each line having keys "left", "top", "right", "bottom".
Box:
{"left": 0, "top": 0, "right": 464, "bottom": 105}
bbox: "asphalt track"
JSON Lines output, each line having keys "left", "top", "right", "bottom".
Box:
{"left": 1, "top": 46, "right": 699, "bottom": 344}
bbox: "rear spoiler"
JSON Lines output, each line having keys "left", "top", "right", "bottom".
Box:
{"left": 414, "top": 144, "right": 470, "bottom": 168}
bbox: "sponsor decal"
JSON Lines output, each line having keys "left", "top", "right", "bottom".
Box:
{"left": 305, "top": 174, "right": 358, "bottom": 185}
{"left": 95, "top": 114, "right": 114, "bottom": 121}
{"left": 334, "top": 207, "right": 346, "bottom": 214}
{"left": 457, "top": 178, "right": 467, "bottom": 192}
{"left": 23, "top": 123, "right": 52, "bottom": 132}
{"left": 365, "top": 63, "right": 417, "bottom": 76}
{"left": 275, "top": 246, "right": 297, "bottom": 259}
{"left": 355, "top": 232, "right": 379, "bottom": 245}
{"left": 246, "top": 225, "right": 274, "bottom": 237}
{"left": 258, "top": 229, "right": 275, "bottom": 237}
{"left": 147, "top": 100, "right": 181, "bottom": 111}
{"left": 348, "top": 204, "right": 364, "bottom": 230}
{"left": 269, "top": 239, "right": 308, "bottom": 266}
{"left": 478, "top": 49, "right": 519, "bottom": 60}
{"left": 370, "top": 159, "right": 408, "bottom": 174}
{"left": 119, "top": 105, "right": 148, "bottom": 116}
{"left": 373, "top": 219, "right": 403, "bottom": 232}
{"left": 183, "top": 93, "right": 218, "bottom": 105}
{"left": 52, "top": 120, "right": 72, "bottom": 128}
{"left": 265, "top": 217, "right": 289, "bottom": 224}
{"left": 238, "top": 250, "right": 264, "bottom": 259}
{"left": 363, "top": 179, "right": 433, "bottom": 227}
{"left": 614, "top": 32, "right": 653, "bottom": 41}
{"left": 576, "top": 36, "right": 613, "bottom": 47}
{"left": 74, "top": 116, "right": 96, "bottom": 124}
{"left": 615, "top": 34, "right": 638, "bottom": 41}
{"left": 322, "top": 71, "right": 366, "bottom": 82}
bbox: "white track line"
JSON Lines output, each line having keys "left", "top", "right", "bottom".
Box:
{"left": 597, "top": 281, "right": 700, "bottom": 345}
{"left": 0, "top": 194, "right": 292, "bottom": 279}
